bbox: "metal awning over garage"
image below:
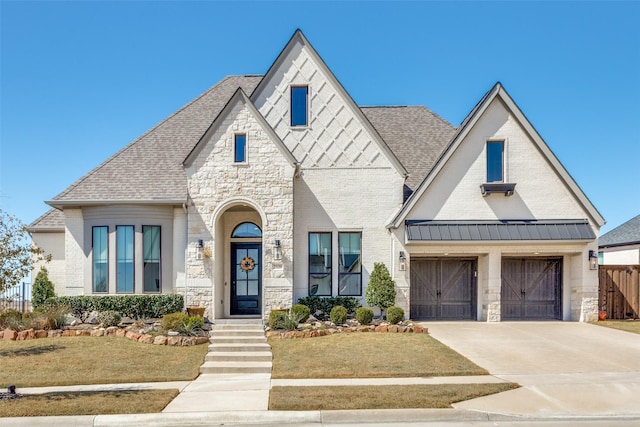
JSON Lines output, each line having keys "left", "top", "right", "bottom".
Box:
{"left": 406, "top": 220, "right": 596, "bottom": 241}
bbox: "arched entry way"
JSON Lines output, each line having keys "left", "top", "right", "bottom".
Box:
{"left": 212, "top": 201, "right": 265, "bottom": 319}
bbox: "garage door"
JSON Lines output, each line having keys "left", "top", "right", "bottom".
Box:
{"left": 410, "top": 258, "right": 477, "bottom": 320}
{"left": 501, "top": 258, "right": 562, "bottom": 320}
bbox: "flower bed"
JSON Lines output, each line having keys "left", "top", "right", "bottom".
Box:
{"left": 267, "top": 319, "right": 427, "bottom": 339}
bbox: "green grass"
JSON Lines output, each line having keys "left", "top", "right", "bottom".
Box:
{"left": 0, "top": 337, "right": 208, "bottom": 387}
{"left": 269, "top": 333, "right": 488, "bottom": 379}
{"left": 594, "top": 320, "right": 640, "bottom": 334}
{"left": 269, "top": 383, "right": 519, "bottom": 410}
{"left": 0, "top": 389, "right": 179, "bottom": 417}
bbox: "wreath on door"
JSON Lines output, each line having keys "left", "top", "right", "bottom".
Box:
{"left": 240, "top": 256, "right": 255, "bottom": 272}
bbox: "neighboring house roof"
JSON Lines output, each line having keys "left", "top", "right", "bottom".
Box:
{"left": 46, "top": 75, "right": 263, "bottom": 208}
{"left": 27, "top": 208, "right": 65, "bottom": 232}
{"left": 389, "top": 82, "right": 606, "bottom": 229}
{"left": 599, "top": 214, "right": 640, "bottom": 248}
{"left": 362, "top": 106, "right": 456, "bottom": 191}
{"left": 406, "top": 220, "right": 596, "bottom": 242}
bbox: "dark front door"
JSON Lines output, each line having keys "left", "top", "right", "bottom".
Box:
{"left": 231, "top": 243, "right": 261, "bottom": 315}
{"left": 501, "top": 258, "right": 562, "bottom": 320}
{"left": 410, "top": 258, "right": 477, "bottom": 320}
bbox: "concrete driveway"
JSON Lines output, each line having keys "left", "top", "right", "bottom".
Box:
{"left": 425, "top": 322, "right": 640, "bottom": 417}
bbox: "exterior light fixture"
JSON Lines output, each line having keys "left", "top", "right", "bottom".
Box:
{"left": 197, "top": 239, "right": 204, "bottom": 249}
{"left": 399, "top": 251, "right": 407, "bottom": 271}
{"left": 274, "top": 240, "right": 282, "bottom": 261}
{"left": 196, "top": 240, "right": 204, "bottom": 260}
{"left": 588, "top": 250, "right": 598, "bottom": 270}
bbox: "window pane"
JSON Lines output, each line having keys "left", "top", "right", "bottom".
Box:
{"left": 93, "top": 226, "right": 108, "bottom": 293}
{"left": 339, "top": 232, "right": 361, "bottom": 296}
{"left": 117, "top": 226, "right": 134, "bottom": 293}
{"left": 291, "top": 86, "right": 308, "bottom": 126}
{"left": 234, "top": 134, "right": 246, "bottom": 163}
{"left": 487, "top": 141, "right": 504, "bottom": 182}
{"left": 231, "top": 222, "right": 262, "bottom": 238}
{"left": 309, "top": 232, "right": 331, "bottom": 296}
{"left": 143, "top": 226, "right": 160, "bottom": 292}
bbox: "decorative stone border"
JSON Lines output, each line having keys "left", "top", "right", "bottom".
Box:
{"left": 0, "top": 327, "right": 209, "bottom": 346}
{"left": 267, "top": 324, "right": 428, "bottom": 339}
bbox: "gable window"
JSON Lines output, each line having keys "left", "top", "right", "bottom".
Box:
{"left": 92, "top": 226, "right": 108, "bottom": 293}
{"left": 309, "top": 232, "right": 331, "bottom": 296}
{"left": 338, "top": 232, "right": 362, "bottom": 296}
{"left": 486, "top": 141, "right": 504, "bottom": 182}
{"left": 116, "top": 225, "right": 134, "bottom": 293}
{"left": 234, "top": 134, "right": 246, "bottom": 163}
{"left": 291, "top": 85, "right": 308, "bottom": 126}
{"left": 143, "top": 226, "right": 161, "bottom": 293}
{"left": 231, "top": 222, "right": 262, "bottom": 238}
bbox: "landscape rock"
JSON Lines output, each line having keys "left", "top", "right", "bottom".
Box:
{"left": 4, "top": 329, "right": 17, "bottom": 341}
{"left": 153, "top": 336, "right": 168, "bottom": 345}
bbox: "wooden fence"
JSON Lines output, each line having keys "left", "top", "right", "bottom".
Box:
{"left": 599, "top": 265, "right": 640, "bottom": 320}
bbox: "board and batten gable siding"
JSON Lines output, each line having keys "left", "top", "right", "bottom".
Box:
{"left": 81, "top": 205, "right": 175, "bottom": 295}
{"left": 405, "top": 98, "right": 592, "bottom": 225}
{"left": 185, "top": 98, "right": 295, "bottom": 316}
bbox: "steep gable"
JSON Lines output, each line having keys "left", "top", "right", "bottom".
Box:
{"left": 47, "top": 76, "right": 262, "bottom": 207}
{"left": 251, "top": 30, "right": 407, "bottom": 175}
{"left": 391, "top": 82, "right": 605, "bottom": 228}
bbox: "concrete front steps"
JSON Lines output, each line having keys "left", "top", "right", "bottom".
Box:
{"left": 199, "top": 322, "right": 272, "bottom": 375}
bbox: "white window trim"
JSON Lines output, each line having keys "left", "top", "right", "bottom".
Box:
{"left": 233, "top": 133, "right": 248, "bottom": 165}
{"left": 290, "top": 84, "right": 310, "bottom": 129}
{"left": 485, "top": 137, "right": 508, "bottom": 183}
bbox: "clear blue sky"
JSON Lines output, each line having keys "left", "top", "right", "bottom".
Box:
{"left": 1, "top": 1, "right": 639, "bottom": 235}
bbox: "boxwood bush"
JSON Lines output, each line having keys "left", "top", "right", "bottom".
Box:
{"left": 296, "top": 296, "right": 361, "bottom": 316}
{"left": 289, "top": 304, "right": 311, "bottom": 323}
{"left": 47, "top": 294, "right": 184, "bottom": 321}
{"left": 330, "top": 305, "right": 347, "bottom": 325}
{"left": 355, "top": 307, "right": 374, "bottom": 325}
{"left": 386, "top": 306, "right": 404, "bottom": 324}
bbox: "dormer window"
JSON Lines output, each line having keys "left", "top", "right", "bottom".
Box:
{"left": 486, "top": 140, "right": 504, "bottom": 182}
{"left": 234, "top": 134, "right": 246, "bottom": 163}
{"left": 291, "top": 85, "right": 308, "bottom": 126}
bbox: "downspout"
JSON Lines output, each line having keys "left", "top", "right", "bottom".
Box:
{"left": 182, "top": 202, "right": 189, "bottom": 311}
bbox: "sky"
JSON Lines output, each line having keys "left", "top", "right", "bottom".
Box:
{"left": 1, "top": 1, "right": 639, "bottom": 236}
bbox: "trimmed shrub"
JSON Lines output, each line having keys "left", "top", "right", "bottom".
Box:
{"left": 32, "top": 266, "right": 56, "bottom": 310}
{"left": 330, "top": 305, "right": 347, "bottom": 325}
{"left": 386, "top": 306, "right": 404, "bottom": 324}
{"left": 97, "top": 310, "right": 122, "bottom": 327}
{"left": 289, "top": 304, "right": 310, "bottom": 323}
{"left": 365, "top": 262, "right": 396, "bottom": 316}
{"left": 47, "top": 294, "right": 184, "bottom": 321}
{"left": 162, "top": 312, "right": 190, "bottom": 332}
{"left": 297, "top": 296, "right": 361, "bottom": 316}
{"left": 355, "top": 307, "right": 374, "bottom": 325}
{"left": 269, "top": 310, "right": 287, "bottom": 330}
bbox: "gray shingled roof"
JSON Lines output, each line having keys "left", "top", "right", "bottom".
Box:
{"left": 362, "top": 106, "right": 456, "bottom": 191}
{"left": 48, "top": 75, "right": 263, "bottom": 205}
{"left": 599, "top": 214, "right": 640, "bottom": 247}
{"left": 31, "top": 76, "right": 457, "bottom": 229}
{"left": 406, "top": 220, "right": 596, "bottom": 241}
{"left": 27, "top": 208, "right": 65, "bottom": 231}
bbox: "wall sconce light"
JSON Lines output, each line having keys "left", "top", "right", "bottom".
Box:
{"left": 274, "top": 240, "right": 282, "bottom": 261}
{"left": 197, "top": 239, "right": 204, "bottom": 249}
{"left": 399, "top": 251, "right": 406, "bottom": 271}
{"left": 588, "top": 250, "right": 598, "bottom": 270}
{"left": 196, "top": 239, "right": 204, "bottom": 260}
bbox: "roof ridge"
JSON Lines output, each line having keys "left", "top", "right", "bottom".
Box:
{"left": 50, "top": 76, "right": 248, "bottom": 202}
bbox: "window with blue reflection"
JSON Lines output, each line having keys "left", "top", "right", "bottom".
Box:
{"left": 234, "top": 134, "right": 246, "bottom": 163}
{"left": 116, "top": 225, "right": 134, "bottom": 293}
{"left": 486, "top": 141, "right": 504, "bottom": 182}
{"left": 291, "top": 86, "right": 308, "bottom": 126}
{"left": 231, "top": 222, "right": 262, "bottom": 238}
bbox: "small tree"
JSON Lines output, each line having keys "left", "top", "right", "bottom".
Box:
{"left": 0, "top": 209, "right": 45, "bottom": 296}
{"left": 32, "top": 266, "right": 55, "bottom": 309}
{"left": 365, "top": 262, "right": 396, "bottom": 317}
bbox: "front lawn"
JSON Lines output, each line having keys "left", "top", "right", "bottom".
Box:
{"left": 269, "top": 383, "right": 518, "bottom": 410}
{"left": 0, "top": 337, "right": 208, "bottom": 387}
{"left": 0, "top": 390, "right": 178, "bottom": 417}
{"left": 269, "top": 332, "right": 488, "bottom": 378}
{"left": 594, "top": 320, "right": 640, "bottom": 334}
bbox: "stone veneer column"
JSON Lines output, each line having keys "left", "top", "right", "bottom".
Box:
{"left": 64, "top": 208, "right": 84, "bottom": 296}
{"left": 485, "top": 248, "right": 502, "bottom": 322}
